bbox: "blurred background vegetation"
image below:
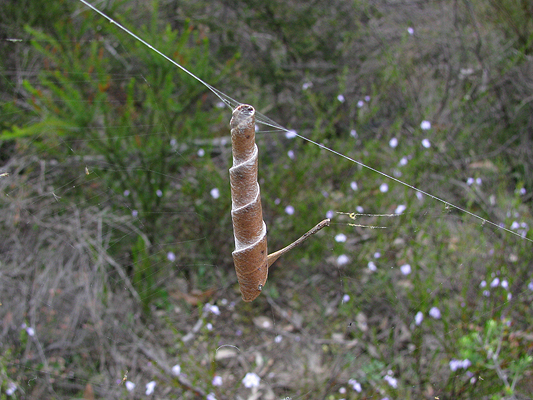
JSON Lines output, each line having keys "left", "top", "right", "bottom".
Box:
{"left": 1, "top": 0, "right": 532, "bottom": 399}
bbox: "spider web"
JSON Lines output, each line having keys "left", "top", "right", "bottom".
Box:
{"left": 1, "top": 1, "right": 532, "bottom": 399}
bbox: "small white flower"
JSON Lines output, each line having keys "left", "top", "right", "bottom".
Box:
{"left": 407, "top": 27, "right": 414, "bottom": 35}
{"left": 490, "top": 278, "right": 500, "bottom": 288}
{"left": 167, "top": 252, "right": 176, "bottom": 262}
{"left": 356, "top": 206, "right": 364, "bottom": 213}
{"left": 206, "top": 322, "right": 213, "bottom": 330}
{"left": 335, "top": 233, "right": 347, "bottom": 243}
{"left": 212, "top": 375, "right": 223, "bottom": 386}
{"left": 285, "top": 205, "right": 295, "bottom": 215}
{"left": 466, "top": 177, "right": 474, "bottom": 186}
{"left": 400, "top": 264, "right": 411, "bottom": 275}
{"left": 285, "top": 130, "right": 297, "bottom": 139}
{"left": 350, "top": 129, "right": 358, "bottom": 138}
{"left": 415, "top": 311, "right": 423, "bottom": 326}
{"left": 339, "top": 386, "right": 346, "bottom": 394}
{"left": 501, "top": 280, "right": 509, "bottom": 289}
{"left": 510, "top": 221, "right": 520, "bottom": 230}
{"left": 125, "top": 381, "right": 135, "bottom": 391}
{"left": 342, "top": 294, "right": 350, "bottom": 303}
{"left": 368, "top": 261, "right": 377, "bottom": 271}
{"left": 145, "top": 381, "right": 156, "bottom": 395}
{"left": 210, "top": 188, "right": 220, "bottom": 199}
{"left": 389, "top": 137, "right": 398, "bottom": 148}
{"left": 207, "top": 393, "right": 217, "bottom": 400}
{"left": 209, "top": 305, "right": 220, "bottom": 315}
{"left": 156, "top": 189, "right": 163, "bottom": 197}
{"left": 350, "top": 181, "right": 358, "bottom": 191}
{"left": 197, "top": 148, "right": 205, "bottom": 157}
{"left": 242, "top": 372, "right": 261, "bottom": 388}
{"left": 26, "top": 327, "right": 35, "bottom": 337}
{"left": 395, "top": 204, "right": 406, "bottom": 214}
{"left": 274, "top": 335, "right": 283, "bottom": 343}
{"left": 357, "top": 100, "right": 364, "bottom": 108}
{"left": 287, "top": 150, "right": 295, "bottom": 159}
{"left": 421, "top": 138, "right": 431, "bottom": 148}
{"left": 171, "top": 364, "right": 181, "bottom": 376}
{"left": 429, "top": 307, "right": 441, "bottom": 319}
{"left": 420, "top": 120, "right": 431, "bottom": 130}
{"left": 337, "top": 94, "right": 345, "bottom": 103}
{"left": 399, "top": 157, "right": 408, "bottom": 166}
{"left": 379, "top": 183, "right": 389, "bottom": 193}
{"left": 337, "top": 254, "right": 350, "bottom": 266}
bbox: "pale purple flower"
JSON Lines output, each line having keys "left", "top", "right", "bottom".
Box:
{"left": 6, "top": 382, "right": 17, "bottom": 395}
{"left": 210, "top": 188, "right": 220, "bottom": 199}
{"left": 395, "top": 204, "right": 406, "bottom": 214}
{"left": 450, "top": 359, "right": 471, "bottom": 371}
{"left": 212, "top": 375, "right": 223, "bottom": 386}
{"left": 368, "top": 261, "right": 377, "bottom": 271}
{"left": 420, "top": 120, "right": 431, "bottom": 130}
{"left": 335, "top": 233, "right": 347, "bottom": 243}
{"left": 206, "top": 322, "right": 213, "bottom": 330}
{"left": 421, "top": 139, "right": 431, "bottom": 148}
{"left": 357, "top": 100, "right": 364, "bottom": 108}
{"left": 475, "top": 178, "right": 482, "bottom": 185}
{"left": 480, "top": 280, "right": 487, "bottom": 288}
{"left": 123, "top": 190, "right": 130, "bottom": 196}
{"left": 389, "top": 137, "right": 398, "bottom": 148}
{"left": 399, "top": 157, "right": 408, "bottom": 166}
{"left": 400, "top": 264, "right": 411, "bottom": 275}
{"left": 208, "top": 304, "right": 220, "bottom": 315}
{"left": 156, "top": 189, "right": 162, "bottom": 197}
{"left": 197, "top": 148, "right": 205, "bottom": 157}
{"left": 490, "top": 278, "right": 500, "bottom": 288}
{"left": 326, "top": 210, "right": 334, "bottom": 219}
{"left": 125, "top": 381, "right": 135, "bottom": 391}
{"left": 350, "top": 181, "right": 358, "bottom": 190}
{"left": 519, "top": 187, "right": 526, "bottom": 195}
{"left": 507, "top": 292, "right": 512, "bottom": 300}
{"left": 416, "top": 192, "right": 423, "bottom": 200}
{"left": 337, "top": 94, "right": 345, "bottom": 103}
{"left": 302, "top": 82, "right": 313, "bottom": 90}
{"left": 285, "top": 130, "right": 297, "bottom": 139}
{"left": 274, "top": 198, "right": 281, "bottom": 205}
{"left": 501, "top": 280, "right": 508, "bottom": 289}
{"left": 285, "top": 205, "right": 295, "bottom": 215}
{"left": 26, "top": 327, "right": 35, "bottom": 337}
{"left": 171, "top": 364, "right": 181, "bottom": 376}
{"left": 415, "top": 311, "right": 423, "bottom": 326}
{"left": 466, "top": 177, "right": 474, "bottom": 186}
{"left": 528, "top": 281, "right": 533, "bottom": 291}
{"left": 167, "top": 252, "right": 176, "bottom": 262}
{"left": 170, "top": 138, "right": 177, "bottom": 147}
{"left": 207, "top": 393, "right": 217, "bottom": 400}
{"left": 132, "top": 210, "right": 138, "bottom": 217}
{"left": 379, "top": 183, "right": 389, "bottom": 193}
{"left": 145, "top": 381, "right": 156, "bottom": 395}
{"left": 342, "top": 294, "right": 350, "bottom": 303}
{"left": 429, "top": 307, "right": 441, "bottom": 319}
{"left": 364, "top": 95, "right": 371, "bottom": 102}
{"left": 356, "top": 206, "right": 364, "bottom": 213}
{"left": 384, "top": 375, "right": 398, "bottom": 388}
{"left": 242, "top": 372, "right": 261, "bottom": 388}
{"left": 350, "top": 129, "right": 358, "bottom": 138}
{"left": 216, "top": 101, "right": 225, "bottom": 108}
{"left": 348, "top": 378, "right": 362, "bottom": 392}
{"left": 287, "top": 150, "right": 295, "bottom": 159}
{"left": 274, "top": 335, "right": 283, "bottom": 343}
{"left": 339, "top": 386, "right": 347, "bottom": 394}
{"left": 374, "top": 252, "right": 381, "bottom": 259}
{"left": 483, "top": 290, "right": 490, "bottom": 297}
{"left": 510, "top": 221, "right": 520, "bottom": 230}
{"left": 407, "top": 27, "right": 414, "bottom": 35}
{"left": 337, "top": 254, "right": 350, "bottom": 266}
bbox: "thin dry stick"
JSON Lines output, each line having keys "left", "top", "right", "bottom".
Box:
{"left": 229, "top": 104, "right": 328, "bottom": 302}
